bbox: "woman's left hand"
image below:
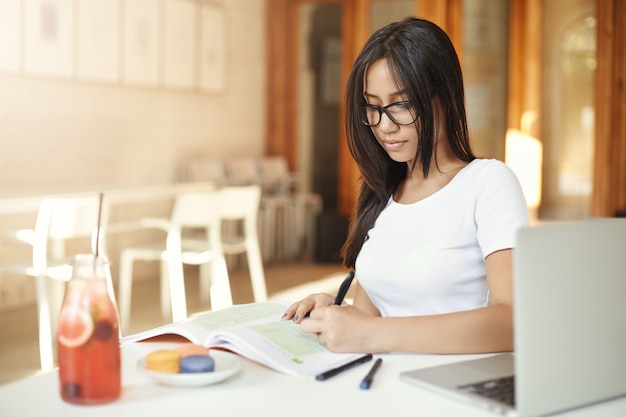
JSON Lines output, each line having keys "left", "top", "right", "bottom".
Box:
{"left": 298, "top": 304, "right": 374, "bottom": 353}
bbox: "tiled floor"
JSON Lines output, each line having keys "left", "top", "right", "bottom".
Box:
{"left": 0, "top": 262, "right": 345, "bottom": 386}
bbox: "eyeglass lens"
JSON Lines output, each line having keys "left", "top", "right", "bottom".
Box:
{"left": 363, "top": 102, "right": 416, "bottom": 126}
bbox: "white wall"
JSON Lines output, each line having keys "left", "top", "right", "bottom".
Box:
{"left": 0, "top": 0, "right": 266, "bottom": 310}
{"left": 0, "top": 0, "right": 266, "bottom": 193}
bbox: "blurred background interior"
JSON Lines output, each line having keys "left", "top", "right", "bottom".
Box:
{"left": 1, "top": 0, "right": 624, "bottom": 385}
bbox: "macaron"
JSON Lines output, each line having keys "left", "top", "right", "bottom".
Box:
{"left": 145, "top": 350, "right": 181, "bottom": 373}
{"left": 179, "top": 354, "right": 215, "bottom": 373}
{"left": 175, "top": 343, "right": 210, "bottom": 358}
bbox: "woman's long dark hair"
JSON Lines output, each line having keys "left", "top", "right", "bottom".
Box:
{"left": 341, "top": 18, "right": 475, "bottom": 268}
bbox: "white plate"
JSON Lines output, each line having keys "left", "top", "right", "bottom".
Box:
{"left": 137, "top": 350, "right": 242, "bottom": 387}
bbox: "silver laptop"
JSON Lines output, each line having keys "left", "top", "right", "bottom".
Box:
{"left": 400, "top": 219, "right": 626, "bottom": 416}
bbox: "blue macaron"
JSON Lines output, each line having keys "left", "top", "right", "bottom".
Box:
{"left": 179, "top": 354, "right": 215, "bottom": 373}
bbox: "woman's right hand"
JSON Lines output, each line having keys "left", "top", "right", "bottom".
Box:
{"left": 282, "top": 293, "right": 335, "bottom": 324}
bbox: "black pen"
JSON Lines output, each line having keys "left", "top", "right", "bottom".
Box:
{"left": 302, "top": 271, "right": 355, "bottom": 319}
{"left": 315, "top": 353, "right": 373, "bottom": 381}
{"left": 359, "top": 357, "right": 382, "bottom": 389}
{"left": 334, "top": 271, "right": 355, "bottom": 305}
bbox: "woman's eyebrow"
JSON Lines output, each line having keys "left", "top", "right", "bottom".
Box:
{"left": 362, "top": 90, "right": 407, "bottom": 100}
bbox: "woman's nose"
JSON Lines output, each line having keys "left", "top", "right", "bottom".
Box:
{"left": 378, "top": 111, "right": 400, "bottom": 133}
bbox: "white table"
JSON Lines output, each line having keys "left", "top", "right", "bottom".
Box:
{"left": 1, "top": 342, "right": 625, "bottom": 417}
{"left": 0, "top": 182, "right": 216, "bottom": 217}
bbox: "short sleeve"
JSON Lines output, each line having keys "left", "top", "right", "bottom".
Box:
{"left": 474, "top": 160, "right": 530, "bottom": 258}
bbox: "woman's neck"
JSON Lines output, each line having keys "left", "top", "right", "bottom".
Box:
{"left": 395, "top": 149, "right": 468, "bottom": 204}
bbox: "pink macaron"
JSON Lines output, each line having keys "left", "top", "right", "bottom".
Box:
{"left": 175, "top": 343, "right": 210, "bottom": 358}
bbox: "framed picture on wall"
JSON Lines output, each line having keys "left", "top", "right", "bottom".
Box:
{"left": 199, "top": 3, "right": 225, "bottom": 93}
{"left": 23, "top": 0, "right": 74, "bottom": 78}
{"left": 77, "top": 0, "right": 119, "bottom": 83}
{"left": 122, "top": 0, "right": 160, "bottom": 87}
{"left": 163, "top": 0, "right": 196, "bottom": 90}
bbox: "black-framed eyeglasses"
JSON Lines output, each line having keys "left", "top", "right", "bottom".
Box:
{"left": 361, "top": 101, "right": 417, "bottom": 127}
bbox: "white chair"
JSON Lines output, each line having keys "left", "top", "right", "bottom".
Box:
{"left": 223, "top": 157, "right": 260, "bottom": 186}
{"left": 117, "top": 190, "right": 231, "bottom": 333}
{"left": 180, "top": 158, "right": 228, "bottom": 186}
{"left": 257, "top": 156, "right": 323, "bottom": 262}
{"left": 258, "top": 156, "right": 298, "bottom": 195}
{"left": 219, "top": 185, "right": 268, "bottom": 303}
{"left": 259, "top": 195, "right": 293, "bottom": 262}
{"left": 291, "top": 192, "right": 323, "bottom": 261}
{"left": 0, "top": 195, "right": 109, "bottom": 372}
{"left": 257, "top": 157, "right": 297, "bottom": 263}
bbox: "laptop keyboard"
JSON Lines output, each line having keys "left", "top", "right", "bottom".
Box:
{"left": 457, "top": 375, "right": 515, "bottom": 406}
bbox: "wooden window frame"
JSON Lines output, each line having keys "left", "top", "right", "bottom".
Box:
{"left": 266, "top": 0, "right": 626, "bottom": 218}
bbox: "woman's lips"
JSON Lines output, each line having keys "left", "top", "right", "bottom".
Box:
{"left": 381, "top": 140, "right": 406, "bottom": 152}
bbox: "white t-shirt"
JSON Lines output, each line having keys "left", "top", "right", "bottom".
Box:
{"left": 355, "top": 159, "right": 529, "bottom": 317}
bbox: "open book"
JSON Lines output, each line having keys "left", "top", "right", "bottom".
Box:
{"left": 121, "top": 301, "right": 370, "bottom": 378}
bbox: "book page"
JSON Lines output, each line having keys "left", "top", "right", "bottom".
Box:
{"left": 121, "top": 301, "right": 290, "bottom": 346}
{"left": 121, "top": 301, "right": 367, "bottom": 378}
{"left": 190, "top": 302, "right": 288, "bottom": 331}
{"left": 206, "top": 320, "right": 367, "bottom": 377}
{"left": 246, "top": 320, "right": 327, "bottom": 356}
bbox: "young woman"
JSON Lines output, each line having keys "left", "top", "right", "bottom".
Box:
{"left": 282, "top": 18, "right": 529, "bottom": 354}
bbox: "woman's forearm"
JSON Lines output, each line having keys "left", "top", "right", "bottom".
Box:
{"left": 366, "top": 303, "right": 513, "bottom": 354}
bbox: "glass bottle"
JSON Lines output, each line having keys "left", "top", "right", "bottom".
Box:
{"left": 57, "top": 254, "right": 121, "bottom": 404}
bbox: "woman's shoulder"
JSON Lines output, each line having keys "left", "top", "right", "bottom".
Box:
{"left": 454, "top": 159, "right": 521, "bottom": 192}
{"left": 461, "top": 158, "right": 517, "bottom": 181}
{"left": 465, "top": 158, "right": 511, "bottom": 173}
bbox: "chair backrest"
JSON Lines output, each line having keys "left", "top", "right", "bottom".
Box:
{"left": 218, "top": 185, "right": 261, "bottom": 223}
{"left": 28, "top": 195, "right": 111, "bottom": 372}
{"left": 34, "top": 195, "right": 109, "bottom": 266}
{"left": 163, "top": 191, "right": 227, "bottom": 321}
{"left": 217, "top": 185, "right": 266, "bottom": 303}
{"left": 259, "top": 156, "right": 291, "bottom": 194}
{"left": 224, "top": 157, "right": 260, "bottom": 186}
{"left": 184, "top": 159, "right": 227, "bottom": 185}
{"left": 170, "top": 191, "right": 222, "bottom": 229}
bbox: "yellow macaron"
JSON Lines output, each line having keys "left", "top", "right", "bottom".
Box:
{"left": 145, "top": 350, "right": 181, "bottom": 373}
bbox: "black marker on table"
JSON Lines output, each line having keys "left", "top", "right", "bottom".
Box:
{"left": 303, "top": 271, "right": 355, "bottom": 320}
{"left": 315, "top": 353, "right": 373, "bottom": 381}
{"left": 359, "top": 358, "right": 382, "bottom": 389}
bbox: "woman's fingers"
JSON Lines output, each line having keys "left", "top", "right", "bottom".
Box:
{"left": 282, "top": 299, "right": 312, "bottom": 322}
{"left": 282, "top": 293, "right": 334, "bottom": 323}
{"left": 299, "top": 305, "right": 373, "bottom": 352}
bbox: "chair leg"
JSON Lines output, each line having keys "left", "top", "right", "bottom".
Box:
{"left": 292, "top": 193, "right": 323, "bottom": 261}
{"left": 260, "top": 202, "right": 275, "bottom": 262}
{"left": 199, "top": 263, "right": 211, "bottom": 302}
{"left": 160, "top": 259, "right": 171, "bottom": 320}
{"left": 281, "top": 202, "right": 295, "bottom": 261}
{"left": 35, "top": 275, "right": 54, "bottom": 372}
{"left": 245, "top": 240, "right": 268, "bottom": 302}
{"left": 163, "top": 228, "right": 187, "bottom": 323}
{"left": 118, "top": 252, "right": 135, "bottom": 333}
{"left": 209, "top": 255, "right": 233, "bottom": 310}
{"left": 164, "top": 257, "right": 188, "bottom": 323}
{"left": 49, "top": 277, "right": 64, "bottom": 359}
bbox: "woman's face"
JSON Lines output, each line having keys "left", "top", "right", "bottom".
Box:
{"left": 363, "top": 58, "right": 418, "bottom": 165}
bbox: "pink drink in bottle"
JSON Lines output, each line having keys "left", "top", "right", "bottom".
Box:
{"left": 57, "top": 254, "right": 121, "bottom": 404}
